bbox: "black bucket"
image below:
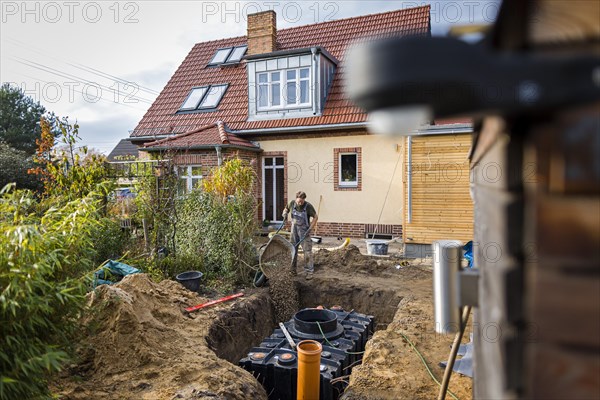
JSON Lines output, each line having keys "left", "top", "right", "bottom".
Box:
{"left": 175, "top": 271, "right": 203, "bottom": 292}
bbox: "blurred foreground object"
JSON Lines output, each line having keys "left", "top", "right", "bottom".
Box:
{"left": 347, "top": 0, "right": 600, "bottom": 399}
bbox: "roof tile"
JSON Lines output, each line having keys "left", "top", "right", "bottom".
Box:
{"left": 143, "top": 122, "right": 259, "bottom": 150}
{"left": 131, "top": 6, "right": 431, "bottom": 137}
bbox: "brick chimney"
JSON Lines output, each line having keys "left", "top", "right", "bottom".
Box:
{"left": 247, "top": 10, "right": 277, "bottom": 56}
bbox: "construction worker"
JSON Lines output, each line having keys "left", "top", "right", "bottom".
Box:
{"left": 282, "top": 191, "right": 318, "bottom": 280}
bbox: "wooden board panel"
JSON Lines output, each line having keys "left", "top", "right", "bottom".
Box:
{"left": 529, "top": 344, "right": 600, "bottom": 400}
{"left": 536, "top": 195, "right": 600, "bottom": 267}
{"left": 405, "top": 133, "right": 474, "bottom": 244}
{"left": 531, "top": 268, "right": 600, "bottom": 348}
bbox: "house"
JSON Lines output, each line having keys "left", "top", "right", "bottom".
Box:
{"left": 123, "top": 5, "right": 473, "bottom": 239}
{"left": 107, "top": 139, "right": 139, "bottom": 162}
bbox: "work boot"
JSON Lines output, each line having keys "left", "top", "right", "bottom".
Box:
{"left": 305, "top": 271, "right": 313, "bottom": 280}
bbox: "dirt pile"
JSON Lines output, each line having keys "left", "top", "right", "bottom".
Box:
{"left": 314, "top": 245, "right": 431, "bottom": 281}
{"left": 53, "top": 274, "right": 267, "bottom": 400}
{"left": 342, "top": 295, "right": 472, "bottom": 400}
{"left": 314, "top": 245, "right": 395, "bottom": 275}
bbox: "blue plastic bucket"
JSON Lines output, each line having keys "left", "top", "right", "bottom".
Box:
{"left": 175, "top": 271, "right": 203, "bottom": 292}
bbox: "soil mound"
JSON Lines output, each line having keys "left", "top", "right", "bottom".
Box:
{"left": 54, "top": 274, "right": 267, "bottom": 400}
{"left": 314, "top": 245, "right": 392, "bottom": 275}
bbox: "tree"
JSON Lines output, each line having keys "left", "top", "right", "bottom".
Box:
{"left": 0, "top": 83, "right": 49, "bottom": 154}
{"left": 0, "top": 143, "right": 42, "bottom": 191}
{"left": 29, "top": 118, "right": 110, "bottom": 200}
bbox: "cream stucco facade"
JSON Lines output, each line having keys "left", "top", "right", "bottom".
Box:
{"left": 258, "top": 133, "right": 404, "bottom": 227}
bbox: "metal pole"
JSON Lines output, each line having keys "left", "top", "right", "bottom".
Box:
{"left": 432, "top": 240, "right": 462, "bottom": 334}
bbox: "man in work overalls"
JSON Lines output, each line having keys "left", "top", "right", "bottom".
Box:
{"left": 282, "top": 191, "right": 319, "bottom": 280}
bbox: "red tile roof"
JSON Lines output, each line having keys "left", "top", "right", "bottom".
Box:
{"left": 143, "top": 121, "right": 259, "bottom": 151}
{"left": 131, "top": 5, "right": 431, "bottom": 138}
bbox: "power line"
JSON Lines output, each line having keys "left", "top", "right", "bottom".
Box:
{"left": 13, "top": 57, "right": 155, "bottom": 105}
{"left": 4, "top": 37, "right": 162, "bottom": 96}
{"left": 8, "top": 70, "right": 149, "bottom": 112}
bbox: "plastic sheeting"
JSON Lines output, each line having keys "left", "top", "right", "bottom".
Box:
{"left": 93, "top": 260, "right": 140, "bottom": 287}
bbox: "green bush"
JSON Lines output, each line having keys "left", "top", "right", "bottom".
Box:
{"left": 0, "top": 185, "right": 105, "bottom": 399}
{"left": 175, "top": 159, "right": 258, "bottom": 285}
{"left": 91, "top": 217, "right": 130, "bottom": 264}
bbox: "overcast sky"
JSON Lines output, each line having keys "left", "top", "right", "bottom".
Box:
{"left": 1, "top": 1, "right": 501, "bottom": 154}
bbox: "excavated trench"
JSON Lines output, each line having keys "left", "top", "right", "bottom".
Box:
{"left": 207, "top": 282, "right": 402, "bottom": 364}
{"left": 205, "top": 272, "right": 405, "bottom": 400}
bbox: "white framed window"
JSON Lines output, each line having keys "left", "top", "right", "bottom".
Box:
{"left": 180, "top": 87, "right": 208, "bottom": 111}
{"left": 339, "top": 153, "right": 358, "bottom": 187}
{"left": 179, "top": 84, "right": 229, "bottom": 112}
{"left": 208, "top": 45, "right": 247, "bottom": 66}
{"left": 256, "top": 67, "right": 311, "bottom": 110}
{"left": 177, "top": 165, "right": 203, "bottom": 194}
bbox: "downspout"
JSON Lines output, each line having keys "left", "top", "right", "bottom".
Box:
{"left": 311, "top": 47, "right": 318, "bottom": 115}
{"left": 406, "top": 136, "right": 412, "bottom": 224}
{"left": 215, "top": 146, "right": 223, "bottom": 166}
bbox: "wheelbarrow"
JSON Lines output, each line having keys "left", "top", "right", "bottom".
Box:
{"left": 254, "top": 222, "right": 310, "bottom": 287}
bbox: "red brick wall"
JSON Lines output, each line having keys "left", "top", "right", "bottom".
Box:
{"left": 247, "top": 11, "right": 277, "bottom": 56}
{"left": 315, "top": 222, "right": 402, "bottom": 238}
{"left": 333, "top": 147, "right": 362, "bottom": 191}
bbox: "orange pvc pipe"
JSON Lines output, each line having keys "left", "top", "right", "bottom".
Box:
{"left": 297, "top": 340, "right": 322, "bottom": 400}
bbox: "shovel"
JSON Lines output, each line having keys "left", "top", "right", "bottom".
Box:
{"left": 311, "top": 195, "right": 323, "bottom": 244}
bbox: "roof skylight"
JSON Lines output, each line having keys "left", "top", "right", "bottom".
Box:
{"left": 180, "top": 86, "right": 208, "bottom": 111}
{"left": 227, "top": 46, "right": 248, "bottom": 63}
{"left": 179, "top": 84, "right": 229, "bottom": 112}
{"left": 200, "top": 84, "right": 228, "bottom": 109}
{"left": 208, "top": 45, "right": 248, "bottom": 66}
{"left": 209, "top": 48, "right": 233, "bottom": 65}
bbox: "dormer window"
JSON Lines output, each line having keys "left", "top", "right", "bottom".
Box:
{"left": 208, "top": 46, "right": 247, "bottom": 66}
{"left": 178, "top": 84, "right": 228, "bottom": 112}
{"left": 257, "top": 67, "right": 311, "bottom": 110}
{"left": 247, "top": 48, "right": 337, "bottom": 121}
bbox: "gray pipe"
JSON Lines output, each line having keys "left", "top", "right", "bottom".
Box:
{"left": 215, "top": 146, "right": 223, "bottom": 166}
{"left": 311, "top": 47, "right": 318, "bottom": 115}
{"left": 432, "top": 240, "right": 463, "bottom": 334}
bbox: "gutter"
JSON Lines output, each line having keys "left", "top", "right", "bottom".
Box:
{"left": 127, "top": 135, "right": 172, "bottom": 142}
{"left": 409, "top": 124, "right": 473, "bottom": 136}
{"left": 228, "top": 122, "right": 367, "bottom": 136}
{"left": 142, "top": 144, "right": 262, "bottom": 153}
{"left": 245, "top": 46, "right": 339, "bottom": 65}
{"left": 129, "top": 122, "right": 472, "bottom": 141}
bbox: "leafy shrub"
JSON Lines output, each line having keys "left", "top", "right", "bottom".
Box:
{"left": 0, "top": 185, "right": 105, "bottom": 399}
{"left": 91, "top": 217, "right": 131, "bottom": 264}
{"left": 175, "top": 159, "right": 258, "bottom": 285}
{"left": 0, "top": 143, "right": 42, "bottom": 192}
